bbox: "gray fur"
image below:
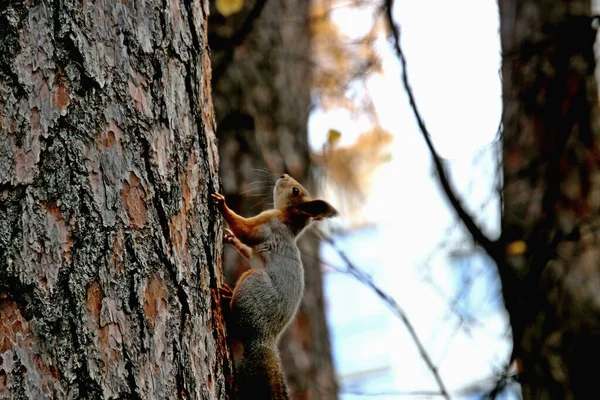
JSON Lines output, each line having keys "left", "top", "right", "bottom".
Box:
{"left": 214, "top": 174, "right": 337, "bottom": 399}
{"left": 231, "top": 219, "right": 304, "bottom": 344}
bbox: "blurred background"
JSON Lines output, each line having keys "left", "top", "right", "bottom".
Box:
{"left": 207, "top": 0, "right": 594, "bottom": 399}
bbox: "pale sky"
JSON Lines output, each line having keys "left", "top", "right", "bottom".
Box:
{"left": 309, "top": 1, "right": 514, "bottom": 398}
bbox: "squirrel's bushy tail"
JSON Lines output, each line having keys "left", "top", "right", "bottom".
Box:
{"left": 236, "top": 340, "right": 290, "bottom": 400}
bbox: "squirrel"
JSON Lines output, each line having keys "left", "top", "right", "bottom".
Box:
{"left": 212, "top": 174, "right": 338, "bottom": 400}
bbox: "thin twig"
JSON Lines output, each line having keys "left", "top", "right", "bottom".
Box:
{"left": 382, "top": 0, "right": 500, "bottom": 264}
{"left": 319, "top": 233, "right": 452, "bottom": 400}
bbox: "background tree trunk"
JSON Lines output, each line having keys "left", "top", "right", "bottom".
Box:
{"left": 0, "top": 0, "right": 232, "bottom": 398}
{"left": 499, "top": 1, "right": 600, "bottom": 398}
{"left": 209, "top": 1, "right": 339, "bottom": 399}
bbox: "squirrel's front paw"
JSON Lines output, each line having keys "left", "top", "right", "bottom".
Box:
{"left": 211, "top": 193, "right": 226, "bottom": 212}
{"left": 223, "top": 228, "right": 236, "bottom": 244}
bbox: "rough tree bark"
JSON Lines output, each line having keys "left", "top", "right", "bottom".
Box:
{"left": 209, "top": 1, "right": 339, "bottom": 399}
{"left": 0, "top": 0, "right": 232, "bottom": 398}
{"left": 499, "top": 1, "right": 600, "bottom": 398}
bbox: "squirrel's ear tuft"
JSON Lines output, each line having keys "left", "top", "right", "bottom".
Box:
{"left": 296, "top": 200, "right": 338, "bottom": 220}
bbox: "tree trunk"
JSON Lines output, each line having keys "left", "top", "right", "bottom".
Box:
{"left": 0, "top": 0, "right": 232, "bottom": 398}
{"left": 209, "top": 1, "right": 339, "bottom": 399}
{"left": 499, "top": 1, "right": 600, "bottom": 398}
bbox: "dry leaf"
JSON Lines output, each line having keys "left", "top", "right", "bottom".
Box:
{"left": 216, "top": 0, "right": 244, "bottom": 17}
{"left": 328, "top": 129, "right": 342, "bottom": 146}
{"left": 506, "top": 240, "right": 527, "bottom": 256}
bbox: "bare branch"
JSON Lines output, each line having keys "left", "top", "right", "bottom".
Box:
{"left": 483, "top": 363, "right": 519, "bottom": 400}
{"left": 381, "top": 0, "right": 501, "bottom": 264}
{"left": 319, "top": 233, "right": 452, "bottom": 400}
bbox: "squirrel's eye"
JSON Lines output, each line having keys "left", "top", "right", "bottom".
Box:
{"left": 292, "top": 188, "right": 299, "bottom": 196}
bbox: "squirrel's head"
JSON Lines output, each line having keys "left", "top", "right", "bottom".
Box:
{"left": 274, "top": 174, "right": 338, "bottom": 221}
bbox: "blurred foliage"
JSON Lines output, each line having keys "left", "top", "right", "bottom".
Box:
{"left": 311, "top": 0, "right": 383, "bottom": 111}
{"left": 310, "top": 0, "right": 391, "bottom": 223}
{"left": 211, "top": 0, "right": 392, "bottom": 225}
{"left": 216, "top": 0, "right": 245, "bottom": 17}
{"left": 314, "top": 127, "right": 392, "bottom": 222}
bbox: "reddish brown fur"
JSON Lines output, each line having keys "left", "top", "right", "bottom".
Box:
{"left": 212, "top": 174, "right": 337, "bottom": 400}
{"left": 213, "top": 192, "right": 278, "bottom": 245}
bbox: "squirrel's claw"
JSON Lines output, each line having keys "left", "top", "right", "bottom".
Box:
{"left": 219, "top": 283, "right": 234, "bottom": 301}
{"left": 211, "top": 193, "right": 225, "bottom": 201}
{"left": 211, "top": 193, "right": 226, "bottom": 211}
{"left": 219, "top": 283, "right": 233, "bottom": 322}
{"left": 223, "top": 228, "right": 236, "bottom": 244}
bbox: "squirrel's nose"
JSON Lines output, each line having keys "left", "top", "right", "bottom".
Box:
{"left": 280, "top": 174, "right": 287, "bottom": 179}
